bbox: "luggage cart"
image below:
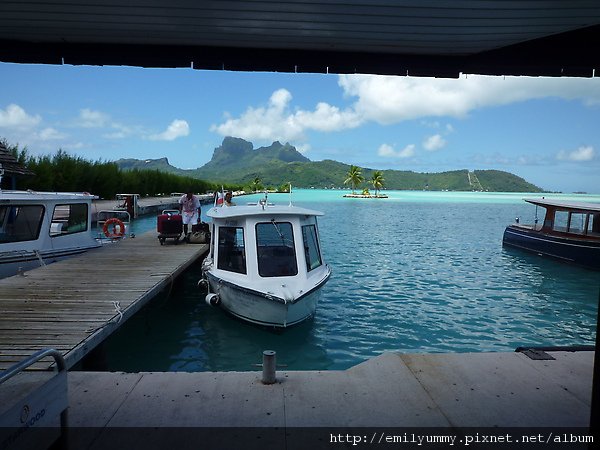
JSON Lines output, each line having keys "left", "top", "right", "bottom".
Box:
{"left": 157, "top": 209, "right": 183, "bottom": 245}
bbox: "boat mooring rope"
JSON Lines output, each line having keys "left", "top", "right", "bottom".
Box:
{"left": 112, "top": 300, "right": 123, "bottom": 323}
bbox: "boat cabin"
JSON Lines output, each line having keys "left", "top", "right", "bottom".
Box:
{"left": 0, "top": 191, "right": 100, "bottom": 278}
{"left": 209, "top": 204, "right": 325, "bottom": 281}
{"left": 526, "top": 198, "right": 600, "bottom": 238}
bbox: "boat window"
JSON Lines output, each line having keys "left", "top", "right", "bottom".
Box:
{"left": 50, "top": 203, "right": 88, "bottom": 236}
{"left": 567, "top": 212, "right": 586, "bottom": 235}
{"left": 0, "top": 205, "right": 45, "bottom": 243}
{"left": 217, "top": 226, "right": 246, "bottom": 274}
{"left": 552, "top": 211, "right": 569, "bottom": 232}
{"left": 256, "top": 221, "right": 298, "bottom": 277}
{"left": 302, "top": 224, "right": 322, "bottom": 272}
{"left": 589, "top": 214, "right": 600, "bottom": 236}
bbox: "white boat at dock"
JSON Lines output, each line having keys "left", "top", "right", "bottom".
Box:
{"left": 0, "top": 190, "right": 101, "bottom": 279}
{"left": 200, "top": 195, "right": 331, "bottom": 328}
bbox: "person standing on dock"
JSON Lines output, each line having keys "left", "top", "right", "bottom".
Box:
{"left": 179, "top": 191, "right": 201, "bottom": 237}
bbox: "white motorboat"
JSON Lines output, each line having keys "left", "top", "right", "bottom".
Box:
{"left": 0, "top": 190, "right": 101, "bottom": 279}
{"left": 200, "top": 195, "right": 331, "bottom": 328}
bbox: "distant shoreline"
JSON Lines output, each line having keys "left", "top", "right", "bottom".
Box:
{"left": 342, "top": 194, "right": 388, "bottom": 199}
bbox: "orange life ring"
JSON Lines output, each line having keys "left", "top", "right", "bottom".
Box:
{"left": 103, "top": 217, "right": 126, "bottom": 238}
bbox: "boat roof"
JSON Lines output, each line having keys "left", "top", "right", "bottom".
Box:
{"left": 207, "top": 203, "right": 324, "bottom": 220}
{"left": 524, "top": 198, "right": 600, "bottom": 213}
{"left": 0, "top": 190, "right": 98, "bottom": 202}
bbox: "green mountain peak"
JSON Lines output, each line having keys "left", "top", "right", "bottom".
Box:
{"left": 115, "top": 137, "right": 544, "bottom": 192}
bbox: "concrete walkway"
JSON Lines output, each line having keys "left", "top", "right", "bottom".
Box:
{"left": 63, "top": 350, "right": 593, "bottom": 449}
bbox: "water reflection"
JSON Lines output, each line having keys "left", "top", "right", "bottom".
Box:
{"left": 105, "top": 261, "right": 333, "bottom": 372}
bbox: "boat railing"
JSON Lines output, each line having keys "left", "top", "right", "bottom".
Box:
{"left": 96, "top": 209, "right": 131, "bottom": 239}
{"left": 0, "top": 348, "right": 68, "bottom": 449}
{"left": 514, "top": 223, "right": 543, "bottom": 232}
{"left": 97, "top": 209, "right": 131, "bottom": 225}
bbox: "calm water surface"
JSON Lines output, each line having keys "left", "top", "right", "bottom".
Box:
{"left": 104, "top": 191, "right": 600, "bottom": 372}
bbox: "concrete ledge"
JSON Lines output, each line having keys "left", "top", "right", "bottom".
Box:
{"left": 66, "top": 350, "right": 593, "bottom": 432}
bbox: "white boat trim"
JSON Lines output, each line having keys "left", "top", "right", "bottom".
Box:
{"left": 0, "top": 190, "right": 101, "bottom": 278}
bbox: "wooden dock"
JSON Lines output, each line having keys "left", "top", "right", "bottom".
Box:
{"left": 0, "top": 232, "right": 208, "bottom": 371}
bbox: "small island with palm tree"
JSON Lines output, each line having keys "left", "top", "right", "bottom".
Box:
{"left": 343, "top": 165, "right": 388, "bottom": 198}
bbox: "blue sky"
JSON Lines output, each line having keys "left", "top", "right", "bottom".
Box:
{"left": 1, "top": 62, "right": 599, "bottom": 193}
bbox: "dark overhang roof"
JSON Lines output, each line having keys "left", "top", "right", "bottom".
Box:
{"left": 1, "top": 1, "right": 599, "bottom": 77}
{"left": 0, "top": 143, "right": 35, "bottom": 177}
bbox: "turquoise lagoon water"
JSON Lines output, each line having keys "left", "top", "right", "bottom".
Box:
{"left": 103, "top": 190, "right": 600, "bottom": 372}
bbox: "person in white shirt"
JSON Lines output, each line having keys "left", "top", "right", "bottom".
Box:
{"left": 179, "top": 191, "right": 201, "bottom": 236}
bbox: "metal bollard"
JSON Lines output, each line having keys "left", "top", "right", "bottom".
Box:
{"left": 261, "top": 350, "right": 277, "bottom": 384}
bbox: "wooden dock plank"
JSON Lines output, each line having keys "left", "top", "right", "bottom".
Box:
{"left": 0, "top": 231, "right": 208, "bottom": 371}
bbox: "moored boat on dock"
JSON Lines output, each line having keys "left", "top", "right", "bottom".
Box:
{"left": 502, "top": 198, "right": 600, "bottom": 270}
{"left": 200, "top": 194, "right": 331, "bottom": 328}
{"left": 0, "top": 190, "right": 101, "bottom": 278}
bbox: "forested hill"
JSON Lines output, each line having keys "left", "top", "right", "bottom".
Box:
{"left": 115, "top": 137, "right": 543, "bottom": 192}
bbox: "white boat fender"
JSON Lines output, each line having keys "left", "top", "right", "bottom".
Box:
{"left": 197, "top": 278, "right": 208, "bottom": 289}
{"left": 205, "top": 293, "right": 220, "bottom": 306}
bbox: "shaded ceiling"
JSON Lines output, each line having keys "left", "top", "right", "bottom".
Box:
{"left": 1, "top": 1, "right": 600, "bottom": 77}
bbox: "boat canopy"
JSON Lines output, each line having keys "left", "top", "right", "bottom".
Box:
{"left": 0, "top": 190, "right": 98, "bottom": 202}
{"left": 207, "top": 204, "right": 324, "bottom": 220}
{"left": 524, "top": 198, "right": 600, "bottom": 213}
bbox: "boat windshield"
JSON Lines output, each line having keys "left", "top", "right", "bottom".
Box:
{"left": 0, "top": 205, "right": 45, "bottom": 243}
{"left": 256, "top": 221, "right": 298, "bottom": 277}
{"left": 217, "top": 226, "right": 247, "bottom": 274}
{"left": 551, "top": 209, "right": 600, "bottom": 236}
{"left": 302, "top": 224, "right": 322, "bottom": 271}
{"left": 50, "top": 203, "right": 89, "bottom": 236}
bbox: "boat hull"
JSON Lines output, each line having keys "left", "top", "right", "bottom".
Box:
{"left": 503, "top": 225, "right": 600, "bottom": 270}
{"left": 206, "top": 271, "right": 329, "bottom": 328}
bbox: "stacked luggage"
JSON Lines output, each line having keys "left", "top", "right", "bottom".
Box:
{"left": 157, "top": 209, "right": 183, "bottom": 244}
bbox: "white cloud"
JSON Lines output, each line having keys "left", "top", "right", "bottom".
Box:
{"left": 338, "top": 74, "right": 600, "bottom": 125}
{"left": 0, "top": 104, "right": 41, "bottom": 129}
{"left": 77, "top": 108, "right": 136, "bottom": 139}
{"left": 38, "top": 127, "right": 66, "bottom": 140}
{"left": 378, "top": 143, "right": 395, "bottom": 157}
{"left": 270, "top": 88, "right": 292, "bottom": 110}
{"left": 378, "top": 143, "right": 415, "bottom": 158}
{"left": 210, "top": 88, "right": 361, "bottom": 144}
{"left": 294, "top": 102, "right": 362, "bottom": 132}
{"left": 78, "top": 108, "right": 111, "bottom": 128}
{"left": 557, "top": 146, "right": 595, "bottom": 162}
{"left": 211, "top": 89, "right": 300, "bottom": 141}
{"left": 103, "top": 123, "right": 134, "bottom": 139}
{"left": 423, "top": 134, "right": 446, "bottom": 151}
{"left": 149, "top": 119, "right": 190, "bottom": 141}
{"left": 295, "top": 143, "right": 311, "bottom": 154}
{"left": 211, "top": 74, "right": 600, "bottom": 151}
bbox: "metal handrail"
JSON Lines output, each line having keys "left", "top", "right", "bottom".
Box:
{"left": 0, "top": 348, "right": 66, "bottom": 384}
{"left": 0, "top": 348, "right": 69, "bottom": 450}
{"left": 96, "top": 209, "right": 131, "bottom": 227}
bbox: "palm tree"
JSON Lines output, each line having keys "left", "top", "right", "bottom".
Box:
{"left": 249, "top": 176, "right": 263, "bottom": 192}
{"left": 371, "top": 171, "right": 385, "bottom": 196}
{"left": 344, "top": 165, "right": 364, "bottom": 194}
